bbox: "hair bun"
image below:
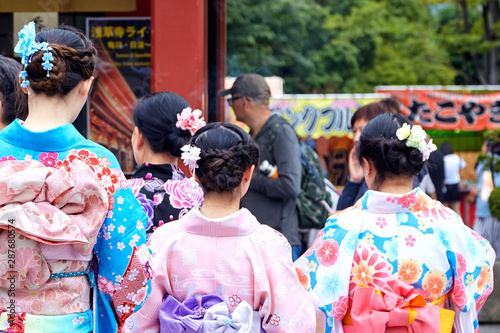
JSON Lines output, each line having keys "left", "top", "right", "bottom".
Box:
{"left": 358, "top": 113, "right": 424, "bottom": 189}
{"left": 192, "top": 123, "right": 259, "bottom": 194}
{"left": 25, "top": 49, "right": 66, "bottom": 96}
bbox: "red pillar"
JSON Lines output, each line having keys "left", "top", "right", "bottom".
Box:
{"left": 151, "top": 0, "right": 208, "bottom": 112}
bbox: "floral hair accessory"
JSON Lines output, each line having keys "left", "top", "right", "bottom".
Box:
{"left": 176, "top": 107, "right": 207, "bottom": 136}
{"left": 14, "top": 21, "right": 54, "bottom": 91}
{"left": 180, "top": 144, "right": 201, "bottom": 171}
{"left": 180, "top": 143, "right": 203, "bottom": 195}
{"left": 396, "top": 123, "right": 436, "bottom": 161}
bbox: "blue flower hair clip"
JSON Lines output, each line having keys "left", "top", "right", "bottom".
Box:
{"left": 14, "top": 22, "right": 54, "bottom": 90}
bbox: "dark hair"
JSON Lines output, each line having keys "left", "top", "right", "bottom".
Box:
{"left": 133, "top": 92, "right": 192, "bottom": 156}
{"left": 358, "top": 113, "right": 424, "bottom": 190}
{"left": 0, "top": 55, "right": 25, "bottom": 124}
{"left": 380, "top": 98, "right": 402, "bottom": 114}
{"left": 440, "top": 142, "right": 453, "bottom": 156}
{"left": 191, "top": 122, "right": 259, "bottom": 194}
{"left": 351, "top": 102, "right": 393, "bottom": 128}
{"left": 17, "top": 25, "right": 96, "bottom": 116}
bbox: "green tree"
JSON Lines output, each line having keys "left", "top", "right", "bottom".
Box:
{"left": 433, "top": 0, "right": 500, "bottom": 84}
{"left": 226, "top": 0, "right": 457, "bottom": 93}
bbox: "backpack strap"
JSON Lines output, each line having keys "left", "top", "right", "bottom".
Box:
{"left": 265, "top": 115, "right": 299, "bottom": 157}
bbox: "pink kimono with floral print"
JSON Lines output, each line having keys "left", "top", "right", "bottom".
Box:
{"left": 0, "top": 160, "right": 108, "bottom": 314}
{"left": 124, "top": 208, "right": 318, "bottom": 332}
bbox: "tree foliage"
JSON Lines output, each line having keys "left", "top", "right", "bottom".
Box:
{"left": 226, "top": 0, "right": 498, "bottom": 93}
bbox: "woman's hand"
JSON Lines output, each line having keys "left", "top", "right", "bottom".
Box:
{"left": 349, "top": 147, "right": 364, "bottom": 182}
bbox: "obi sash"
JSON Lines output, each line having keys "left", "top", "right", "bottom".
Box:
{"left": 342, "top": 279, "right": 455, "bottom": 333}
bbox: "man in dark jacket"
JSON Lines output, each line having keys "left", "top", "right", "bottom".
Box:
{"left": 220, "top": 74, "right": 302, "bottom": 260}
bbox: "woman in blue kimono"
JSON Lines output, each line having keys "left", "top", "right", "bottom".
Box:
{"left": 0, "top": 22, "right": 149, "bottom": 332}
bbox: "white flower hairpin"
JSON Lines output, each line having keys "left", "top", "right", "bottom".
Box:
{"left": 180, "top": 143, "right": 202, "bottom": 195}
{"left": 396, "top": 123, "right": 437, "bottom": 161}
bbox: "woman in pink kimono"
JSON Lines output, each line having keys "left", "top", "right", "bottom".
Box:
{"left": 296, "top": 113, "right": 496, "bottom": 333}
{"left": 125, "top": 122, "right": 318, "bottom": 332}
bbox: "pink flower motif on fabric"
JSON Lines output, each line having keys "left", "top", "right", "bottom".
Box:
{"left": 316, "top": 239, "right": 340, "bottom": 267}
{"left": 350, "top": 245, "right": 392, "bottom": 292}
{"left": 164, "top": 178, "right": 204, "bottom": 209}
{"left": 376, "top": 217, "right": 387, "bottom": 228}
{"left": 135, "top": 286, "right": 148, "bottom": 305}
{"left": 471, "top": 229, "right": 486, "bottom": 242}
{"left": 476, "top": 286, "right": 493, "bottom": 311}
{"left": 304, "top": 229, "right": 324, "bottom": 256}
{"left": 229, "top": 295, "right": 241, "bottom": 307}
{"left": 386, "top": 195, "right": 397, "bottom": 203}
{"left": 38, "top": 152, "right": 59, "bottom": 168}
{"left": 128, "top": 178, "right": 145, "bottom": 196}
{"left": 0, "top": 155, "right": 16, "bottom": 162}
{"left": 397, "top": 193, "right": 417, "bottom": 208}
{"left": 451, "top": 278, "right": 467, "bottom": 310}
{"left": 456, "top": 253, "right": 467, "bottom": 278}
{"left": 404, "top": 235, "right": 416, "bottom": 247}
{"left": 98, "top": 276, "right": 115, "bottom": 294}
{"left": 330, "top": 296, "right": 349, "bottom": 321}
{"left": 269, "top": 314, "right": 280, "bottom": 326}
{"left": 66, "top": 149, "right": 100, "bottom": 171}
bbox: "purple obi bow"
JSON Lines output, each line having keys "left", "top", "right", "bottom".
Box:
{"left": 159, "top": 293, "right": 264, "bottom": 332}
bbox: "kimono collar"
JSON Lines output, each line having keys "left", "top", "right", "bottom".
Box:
{"left": 0, "top": 119, "right": 86, "bottom": 151}
{"left": 179, "top": 208, "right": 261, "bottom": 237}
{"left": 355, "top": 188, "right": 436, "bottom": 214}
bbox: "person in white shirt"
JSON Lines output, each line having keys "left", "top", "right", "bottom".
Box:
{"left": 441, "top": 141, "right": 466, "bottom": 214}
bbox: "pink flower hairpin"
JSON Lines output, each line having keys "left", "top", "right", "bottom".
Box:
{"left": 176, "top": 107, "right": 206, "bottom": 136}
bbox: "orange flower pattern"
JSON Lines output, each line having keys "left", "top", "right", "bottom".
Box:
{"left": 295, "top": 188, "right": 495, "bottom": 333}
{"left": 397, "top": 258, "right": 423, "bottom": 284}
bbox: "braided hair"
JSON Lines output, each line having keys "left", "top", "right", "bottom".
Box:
{"left": 191, "top": 123, "right": 259, "bottom": 194}
{"left": 18, "top": 25, "right": 96, "bottom": 117}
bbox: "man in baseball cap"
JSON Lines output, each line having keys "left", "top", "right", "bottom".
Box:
{"left": 220, "top": 73, "right": 302, "bottom": 260}
{"left": 219, "top": 73, "right": 271, "bottom": 101}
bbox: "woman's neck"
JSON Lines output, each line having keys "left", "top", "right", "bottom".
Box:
{"left": 23, "top": 93, "right": 79, "bottom": 132}
{"left": 199, "top": 191, "right": 241, "bottom": 219}
{"left": 375, "top": 176, "right": 414, "bottom": 194}
{"left": 140, "top": 149, "right": 178, "bottom": 166}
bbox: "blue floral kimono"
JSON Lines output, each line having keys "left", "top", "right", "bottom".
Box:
{"left": 295, "top": 188, "right": 495, "bottom": 333}
{"left": 0, "top": 120, "right": 149, "bottom": 332}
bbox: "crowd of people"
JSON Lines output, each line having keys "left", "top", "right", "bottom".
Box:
{"left": 0, "top": 22, "right": 496, "bottom": 333}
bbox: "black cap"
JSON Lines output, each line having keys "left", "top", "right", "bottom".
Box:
{"left": 219, "top": 73, "right": 271, "bottom": 100}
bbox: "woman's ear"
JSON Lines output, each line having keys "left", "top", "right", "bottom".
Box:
{"left": 80, "top": 76, "right": 94, "bottom": 97}
{"left": 362, "top": 158, "right": 377, "bottom": 190}
{"left": 239, "top": 164, "right": 255, "bottom": 199}
{"left": 133, "top": 127, "right": 144, "bottom": 151}
{"left": 244, "top": 164, "right": 255, "bottom": 183}
{"left": 362, "top": 157, "right": 372, "bottom": 176}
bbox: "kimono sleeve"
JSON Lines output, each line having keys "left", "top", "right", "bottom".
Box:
{"left": 295, "top": 213, "right": 356, "bottom": 333}
{"left": 93, "top": 166, "right": 149, "bottom": 333}
{"left": 122, "top": 225, "right": 173, "bottom": 332}
{"left": 255, "top": 227, "right": 319, "bottom": 332}
{"left": 444, "top": 217, "right": 496, "bottom": 333}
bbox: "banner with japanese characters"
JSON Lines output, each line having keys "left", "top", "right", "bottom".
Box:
{"left": 269, "top": 95, "right": 385, "bottom": 139}
{"left": 86, "top": 17, "right": 151, "bottom": 173}
{"left": 376, "top": 88, "right": 500, "bottom": 130}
